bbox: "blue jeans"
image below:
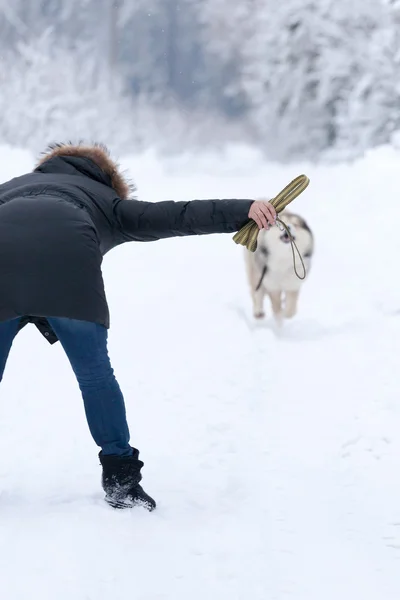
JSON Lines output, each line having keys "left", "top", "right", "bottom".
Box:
{"left": 0, "top": 317, "right": 133, "bottom": 456}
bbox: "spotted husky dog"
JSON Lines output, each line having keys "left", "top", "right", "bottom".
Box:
{"left": 244, "top": 210, "right": 314, "bottom": 323}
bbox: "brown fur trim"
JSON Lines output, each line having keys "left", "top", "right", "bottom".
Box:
{"left": 36, "top": 141, "right": 135, "bottom": 200}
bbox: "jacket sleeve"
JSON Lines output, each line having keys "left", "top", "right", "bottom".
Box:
{"left": 113, "top": 198, "right": 254, "bottom": 242}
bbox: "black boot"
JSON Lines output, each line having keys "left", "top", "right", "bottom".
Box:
{"left": 99, "top": 448, "right": 156, "bottom": 511}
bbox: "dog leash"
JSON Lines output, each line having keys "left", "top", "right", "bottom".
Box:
{"left": 233, "top": 175, "right": 309, "bottom": 283}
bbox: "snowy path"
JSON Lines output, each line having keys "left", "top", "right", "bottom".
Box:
{"left": 0, "top": 146, "right": 400, "bottom": 599}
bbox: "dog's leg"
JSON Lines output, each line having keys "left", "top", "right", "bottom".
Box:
{"left": 268, "top": 291, "right": 283, "bottom": 323}
{"left": 284, "top": 290, "right": 300, "bottom": 318}
{"left": 244, "top": 250, "right": 266, "bottom": 319}
{"left": 252, "top": 288, "right": 266, "bottom": 319}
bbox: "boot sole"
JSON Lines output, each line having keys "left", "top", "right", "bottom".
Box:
{"left": 105, "top": 494, "right": 156, "bottom": 511}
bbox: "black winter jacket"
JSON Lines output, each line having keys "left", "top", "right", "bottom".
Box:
{"left": 0, "top": 143, "right": 253, "bottom": 344}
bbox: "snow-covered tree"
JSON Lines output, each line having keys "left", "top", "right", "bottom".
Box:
{"left": 0, "top": 0, "right": 400, "bottom": 160}
{"left": 0, "top": 28, "right": 136, "bottom": 153}
{"left": 199, "top": 0, "right": 400, "bottom": 160}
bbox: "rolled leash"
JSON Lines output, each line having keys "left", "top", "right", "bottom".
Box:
{"left": 270, "top": 174, "right": 310, "bottom": 213}
{"left": 233, "top": 174, "right": 310, "bottom": 280}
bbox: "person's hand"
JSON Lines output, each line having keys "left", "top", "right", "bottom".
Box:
{"left": 248, "top": 200, "right": 277, "bottom": 230}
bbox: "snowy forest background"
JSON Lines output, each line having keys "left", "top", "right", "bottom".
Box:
{"left": 1, "top": 0, "right": 400, "bottom": 162}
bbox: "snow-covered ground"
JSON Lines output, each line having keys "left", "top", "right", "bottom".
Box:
{"left": 1, "top": 143, "right": 400, "bottom": 599}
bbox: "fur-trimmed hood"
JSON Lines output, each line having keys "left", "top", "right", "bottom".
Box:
{"left": 36, "top": 142, "right": 134, "bottom": 200}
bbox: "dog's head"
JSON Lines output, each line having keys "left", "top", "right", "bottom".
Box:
{"left": 256, "top": 210, "right": 314, "bottom": 263}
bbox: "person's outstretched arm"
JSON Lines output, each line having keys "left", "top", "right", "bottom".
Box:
{"left": 113, "top": 197, "right": 276, "bottom": 242}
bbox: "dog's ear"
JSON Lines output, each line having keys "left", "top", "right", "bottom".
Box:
{"left": 296, "top": 215, "right": 312, "bottom": 235}
{"left": 282, "top": 211, "right": 312, "bottom": 235}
